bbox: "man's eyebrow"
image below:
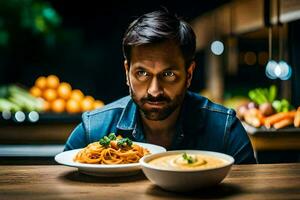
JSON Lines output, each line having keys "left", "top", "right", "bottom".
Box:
{"left": 133, "top": 66, "right": 147, "bottom": 70}
{"left": 164, "top": 66, "right": 180, "bottom": 70}
{"left": 131, "top": 62, "right": 147, "bottom": 68}
{"left": 132, "top": 64, "right": 180, "bottom": 70}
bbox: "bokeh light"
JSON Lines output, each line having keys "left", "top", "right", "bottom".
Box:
{"left": 265, "top": 60, "right": 292, "bottom": 80}
{"left": 211, "top": 40, "right": 224, "bottom": 55}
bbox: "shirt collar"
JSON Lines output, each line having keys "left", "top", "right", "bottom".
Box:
{"left": 116, "top": 98, "right": 137, "bottom": 130}
{"left": 116, "top": 98, "right": 145, "bottom": 142}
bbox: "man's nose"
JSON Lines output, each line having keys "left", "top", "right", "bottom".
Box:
{"left": 147, "top": 77, "right": 163, "bottom": 97}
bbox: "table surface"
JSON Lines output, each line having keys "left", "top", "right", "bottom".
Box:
{"left": 0, "top": 163, "right": 300, "bottom": 200}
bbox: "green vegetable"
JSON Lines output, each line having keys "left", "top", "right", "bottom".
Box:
{"left": 99, "top": 133, "right": 133, "bottom": 148}
{"left": 272, "top": 99, "right": 291, "bottom": 113}
{"left": 182, "top": 153, "right": 195, "bottom": 164}
{"left": 8, "top": 85, "right": 44, "bottom": 111}
{"left": 99, "top": 136, "right": 111, "bottom": 147}
{"left": 248, "top": 85, "right": 294, "bottom": 113}
{"left": 272, "top": 100, "right": 282, "bottom": 113}
{"left": 0, "top": 85, "right": 44, "bottom": 112}
{"left": 108, "top": 133, "right": 116, "bottom": 140}
{"left": 248, "top": 85, "right": 278, "bottom": 105}
{"left": 248, "top": 90, "right": 265, "bottom": 105}
{"left": 256, "top": 89, "right": 268, "bottom": 104}
{"left": 117, "top": 138, "right": 133, "bottom": 147}
{"left": 281, "top": 99, "right": 292, "bottom": 112}
{"left": 268, "top": 85, "right": 277, "bottom": 102}
{"left": 0, "top": 98, "right": 21, "bottom": 112}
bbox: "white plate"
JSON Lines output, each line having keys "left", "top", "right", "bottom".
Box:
{"left": 54, "top": 142, "right": 166, "bottom": 177}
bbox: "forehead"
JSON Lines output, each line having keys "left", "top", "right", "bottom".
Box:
{"left": 130, "top": 40, "right": 185, "bottom": 68}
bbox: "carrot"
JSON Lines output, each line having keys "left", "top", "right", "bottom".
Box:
{"left": 244, "top": 108, "right": 264, "bottom": 128}
{"left": 264, "top": 111, "right": 296, "bottom": 129}
{"left": 273, "top": 118, "right": 294, "bottom": 129}
{"left": 244, "top": 113, "right": 261, "bottom": 127}
{"left": 294, "top": 107, "right": 300, "bottom": 127}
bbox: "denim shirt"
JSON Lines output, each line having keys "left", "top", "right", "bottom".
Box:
{"left": 64, "top": 91, "right": 257, "bottom": 164}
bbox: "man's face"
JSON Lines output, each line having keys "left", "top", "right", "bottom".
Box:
{"left": 124, "top": 40, "right": 195, "bottom": 121}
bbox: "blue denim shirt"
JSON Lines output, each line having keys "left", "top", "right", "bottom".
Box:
{"left": 64, "top": 91, "right": 256, "bottom": 164}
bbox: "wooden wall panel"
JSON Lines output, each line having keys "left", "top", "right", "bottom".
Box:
{"left": 271, "top": 0, "right": 300, "bottom": 24}
{"left": 232, "top": 0, "right": 264, "bottom": 34}
{"left": 192, "top": 0, "right": 265, "bottom": 50}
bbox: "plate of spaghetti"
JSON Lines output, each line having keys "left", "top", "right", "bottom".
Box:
{"left": 55, "top": 133, "right": 166, "bottom": 177}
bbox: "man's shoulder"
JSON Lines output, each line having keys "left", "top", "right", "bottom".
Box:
{"left": 186, "top": 91, "right": 236, "bottom": 116}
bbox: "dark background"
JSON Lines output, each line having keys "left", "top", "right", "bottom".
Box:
{"left": 0, "top": 0, "right": 299, "bottom": 106}
{"left": 0, "top": 0, "right": 228, "bottom": 104}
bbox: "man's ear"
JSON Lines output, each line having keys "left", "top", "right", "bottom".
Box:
{"left": 124, "top": 60, "right": 130, "bottom": 86}
{"left": 186, "top": 61, "right": 196, "bottom": 88}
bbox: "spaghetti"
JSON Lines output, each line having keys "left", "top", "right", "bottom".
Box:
{"left": 74, "top": 134, "right": 150, "bottom": 164}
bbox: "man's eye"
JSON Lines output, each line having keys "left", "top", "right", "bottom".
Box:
{"left": 163, "top": 71, "right": 175, "bottom": 77}
{"left": 137, "top": 71, "right": 148, "bottom": 77}
{"left": 162, "top": 71, "right": 176, "bottom": 81}
{"left": 135, "top": 70, "right": 150, "bottom": 81}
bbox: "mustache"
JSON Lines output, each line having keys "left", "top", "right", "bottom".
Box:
{"left": 141, "top": 94, "right": 170, "bottom": 103}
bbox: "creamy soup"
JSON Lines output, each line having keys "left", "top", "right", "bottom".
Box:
{"left": 148, "top": 153, "right": 228, "bottom": 170}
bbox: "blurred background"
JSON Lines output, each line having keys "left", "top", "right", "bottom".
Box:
{"left": 0, "top": 0, "right": 300, "bottom": 164}
{"left": 0, "top": 0, "right": 230, "bottom": 103}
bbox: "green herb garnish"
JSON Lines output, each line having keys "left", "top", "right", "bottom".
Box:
{"left": 99, "top": 136, "right": 111, "bottom": 147}
{"left": 99, "top": 133, "right": 133, "bottom": 148}
{"left": 108, "top": 133, "right": 117, "bottom": 140}
{"left": 182, "top": 153, "right": 195, "bottom": 164}
{"left": 117, "top": 138, "right": 133, "bottom": 147}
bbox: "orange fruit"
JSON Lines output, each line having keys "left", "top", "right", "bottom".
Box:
{"left": 81, "top": 96, "right": 95, "bottom": 111}
{"left": 43, "top": 100, "right": 51, "bottom": 112}
{"left": 57, "top": 82, "right": 72, "bottom": 100}
{"left": 51, "top": 99, "right": 65, "bottom": 113}
{"left": 30, "top": 86, "right": 42, "bottom": 97}
{"left": 46, "top": 75, "right": 60, "bottom": 89}
{"left": 70, "top": 89, "right": 84, "bottom": 101}
{"left": 35, "top": 76, "right": 47, "bottom": 90}
{"left": 43, "top": 88, "right": 57, "bottom": 102}
{"left": 93, "top": 100, "right": 104, "bottom": 109}
{"left": 84, "top": 95, "right": 95, "bottom": 102}
{"left": 66, "top": 99, "right": 81, "bottom": 113}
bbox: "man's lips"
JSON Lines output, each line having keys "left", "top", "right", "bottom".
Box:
{"left": 146, "top": 101, "right": 166, "bottom": 105}
{"left": 144, "top": 101, "right": 167, "bottom": 108}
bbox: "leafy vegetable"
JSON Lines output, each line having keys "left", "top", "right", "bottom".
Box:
{"left": 0, "top": 85, "right": 44, "bottom": 112}
{"left": 182, "top": 153, "right": 195, "bottom": 164}
{"left": 248, "top": 85, "right": 277, "bottom": 105}
{"left": 268, "top": 85, "right": 277, "bottom": 102}
{"left": 272, "top": 99, "right": 292, "bottom": 113}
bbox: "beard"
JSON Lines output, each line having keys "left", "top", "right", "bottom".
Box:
{"left": 129, "top": 87, "right": 186, "bottom": 121}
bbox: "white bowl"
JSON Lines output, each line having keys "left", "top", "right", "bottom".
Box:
{"left": 139, "top": 150, "right": 234, "bottom": 192}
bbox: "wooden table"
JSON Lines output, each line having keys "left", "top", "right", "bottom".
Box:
{"left": 0, "top": 163, "right": 299, "bottom": 200}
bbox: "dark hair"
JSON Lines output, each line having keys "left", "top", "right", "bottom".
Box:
{"left": 122, "top": 9, "right": 196, "bottom": 66}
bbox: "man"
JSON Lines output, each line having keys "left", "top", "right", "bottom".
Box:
{"left": 64, "top": 10, "right": 257, "bottom": 164}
